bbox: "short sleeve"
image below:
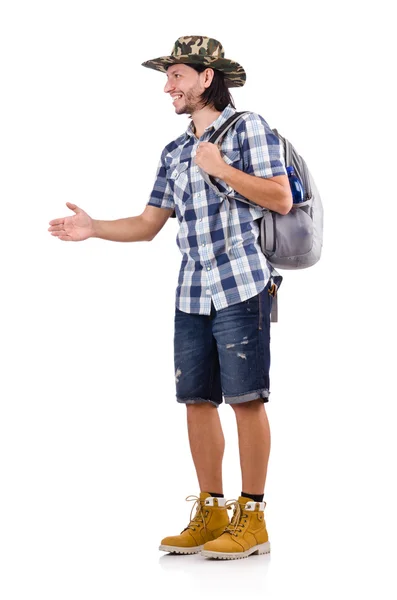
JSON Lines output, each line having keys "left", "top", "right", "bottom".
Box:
{"left": 236, "top": 113, "right": 287, "bottom": 178}
{"left": 147, "top": 148, "right": 175, "bottom": 210}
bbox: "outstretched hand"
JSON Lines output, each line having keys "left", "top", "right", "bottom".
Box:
{"left": 48, "top": 203, "right": 94, "bottom": 241}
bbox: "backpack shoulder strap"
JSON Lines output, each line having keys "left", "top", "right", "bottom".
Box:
{"left": 207, "top": 111, "right": 250, "bottom": 145}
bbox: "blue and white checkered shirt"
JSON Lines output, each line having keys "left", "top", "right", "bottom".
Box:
{"left": 147, "top": 104, "right": 287, "bottom": 315}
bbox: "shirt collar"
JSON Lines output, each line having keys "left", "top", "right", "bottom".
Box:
{"left": 185, "top": 104, "right": 237, "bottom": 140}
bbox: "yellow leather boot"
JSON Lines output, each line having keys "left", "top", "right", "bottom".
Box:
{"left": 159, "top": 492, "right": 230, "bottom": 554}
{"left": 201, "top": 496, "right": 271, "bottom": 559}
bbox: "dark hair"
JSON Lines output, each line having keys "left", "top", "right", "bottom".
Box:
{"left": 187, "top": 64, "right": 235, "bottom": 111}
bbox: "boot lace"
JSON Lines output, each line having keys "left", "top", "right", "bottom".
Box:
{"left": 181, "top": 495, "right": 209, "bottom": 534}
{"left": 223, "top": 499, "right": 248, "bottom": 537}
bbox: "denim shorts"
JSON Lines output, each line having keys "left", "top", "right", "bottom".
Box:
{"left": 174, "top": 279, "right": 275, "bottom": 407}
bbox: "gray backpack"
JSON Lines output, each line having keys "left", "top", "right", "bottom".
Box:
{"left": 202, "top": 111, "right": 324, "bottom": 270}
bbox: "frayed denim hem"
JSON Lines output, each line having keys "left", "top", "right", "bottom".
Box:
{"left": 176, "top": 397, "right": 221, "bottom": 408}
{"left": 225, "top": 389, "right": 270, "bottom": 405}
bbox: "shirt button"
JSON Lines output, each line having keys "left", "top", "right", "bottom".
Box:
{"left": 206, "top": 289, "right": 211, "bottom": 295}
{"left": 207, "top": 267, "right": 211, "bottom": 271}
{"left": 202, "top": 243, "right": 205, "bottom": 247}
{"left": 199, "top": 218, "right": 203, "bottom": 222}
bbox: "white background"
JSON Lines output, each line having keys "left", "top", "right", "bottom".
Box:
{"left": 1, "top": 1, "right": 396, "bottom": 598}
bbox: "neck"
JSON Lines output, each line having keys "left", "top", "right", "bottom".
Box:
{"left": 191, "top": 104, "right": 223, "bottom": 139}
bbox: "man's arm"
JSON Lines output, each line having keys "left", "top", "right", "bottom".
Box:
{"left": 92, "top": 205, "right": 174, "bottom": 242}
{"left": 195, "top": 142, "right": 292, "bottom": 215}
{"left": 216, "top": 166, "right": 293, "bottom": 215}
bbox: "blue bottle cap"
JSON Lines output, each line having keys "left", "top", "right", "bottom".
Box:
{"left": 287, "top": 166, "right": 294, "bottom": 174}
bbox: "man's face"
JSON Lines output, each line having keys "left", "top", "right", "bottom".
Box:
{"left": 164, "top": 63, "right": 209, "bottom": 115}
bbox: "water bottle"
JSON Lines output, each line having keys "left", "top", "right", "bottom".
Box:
{"left": 287, "top": 166, "right": 304, "bottom": 204}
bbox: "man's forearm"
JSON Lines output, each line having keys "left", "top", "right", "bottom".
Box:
{"left": 218, "top": 164, "right": 292, "bottom": 214}
{"left": 92, "top": 216, "right": 152, "bottom": 242}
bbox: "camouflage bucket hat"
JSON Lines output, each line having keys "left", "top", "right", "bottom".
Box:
{"left": 141, "top": 35, "right": 246, "bottom": 88}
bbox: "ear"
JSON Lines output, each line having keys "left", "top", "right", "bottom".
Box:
{"left": 203, "top": 67, "right": 215, "bottom": 89}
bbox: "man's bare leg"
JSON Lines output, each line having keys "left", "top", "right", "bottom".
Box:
{"left": 231, "top": 400, "right": 271, "bottom": 494}
{"left": 186, "top": 403, "right": 225, "bottom": 494}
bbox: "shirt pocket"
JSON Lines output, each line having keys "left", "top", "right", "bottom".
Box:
{"left": 169, "top": 162, "right": 190, "bottom": 213}
{"left": 222, "top": 149, "right": 240, "bottom": 166}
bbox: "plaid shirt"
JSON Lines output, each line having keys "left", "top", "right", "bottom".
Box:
{"left": 147, "top": 104, "right": 287, "bottom": 315}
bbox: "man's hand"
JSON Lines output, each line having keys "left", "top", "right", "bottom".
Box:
{"left": 48, "top": 203, "right": 95, "bottom": 241}
{"left": 194, "top": 142, "right": 227, "bottom": 178}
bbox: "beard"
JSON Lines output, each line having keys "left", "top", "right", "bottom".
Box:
{"left": 174, "top": 84, "right": 204, "bottom": 116}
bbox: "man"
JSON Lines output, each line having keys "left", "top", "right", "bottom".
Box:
{"left": 48, "top": 36, "right": 292, "bottom": 560}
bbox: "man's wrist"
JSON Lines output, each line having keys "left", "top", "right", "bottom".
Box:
{"left": 215, "top": 161, "right": 232, "bottom": 182}
{"left": 91, "top": 219, "right": 99, "bottom": 238}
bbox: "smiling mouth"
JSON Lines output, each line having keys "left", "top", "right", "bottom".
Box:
{"left": 172, "top": 95, "right": 183, "bottom": 104}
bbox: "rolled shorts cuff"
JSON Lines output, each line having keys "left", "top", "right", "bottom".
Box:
{"left": 224, "top": 388, "right": 270, "bottom": 405}
{"left": 176, "top": 396, "right": 221, "bottom": 408}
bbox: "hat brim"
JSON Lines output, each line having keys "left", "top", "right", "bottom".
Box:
{"left": 141, "top": 54, "right": 246, "bottom": 88}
